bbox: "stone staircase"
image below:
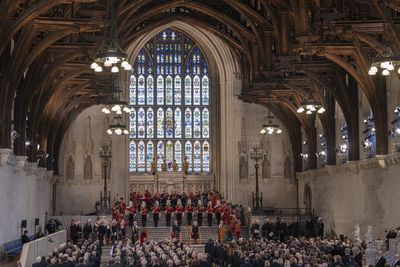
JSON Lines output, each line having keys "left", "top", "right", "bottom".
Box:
{"left": 134, "top": 212, "right": 220, "bottom": 228}
{"left": 144, "top": 225, "right": 218, "bottom": 243}
{"left": 100, "top": 244, "right": 112, "bottom": 267}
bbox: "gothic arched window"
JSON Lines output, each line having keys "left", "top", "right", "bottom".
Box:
{"left": 129, "top": 29, "right": 211, "bottom": 174}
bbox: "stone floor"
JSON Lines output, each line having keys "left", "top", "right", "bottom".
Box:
{"left": 100, "top": 245, "right": 112, "bottom": 267}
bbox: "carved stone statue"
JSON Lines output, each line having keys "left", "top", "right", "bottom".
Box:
{"left": 239, "top": 155, "right": 248, "bottom": 180}
{"left": 366, "top": 225, "right": 374, "bottom": 246}
{"left": 262, "top": 153, "right": 270, "bottom": 179}
{"left": 239, "top": 118, "right": 248, "bottom": 180}
{"left": 284, "top": 155, "right": 293, "bottom": 180}
{"left": 353, "top": 223, "right": 362, "bottom": 244}
{"left": 161, "top": 160, "right": 168, "bottom": 172}
{"left": 172, "top": 160, "right": 178, "bottom": 172}
{"left": 182, "top": 157, "right": 189, "bottom": 174}
{"left": 66, "top": 155, "right": 74, "bottom": 180}
{"left": 83, "top": 155, "right": 93, "bottom": 180}
{"left": 151, "top": 157, "right": 157, "bottom": 175}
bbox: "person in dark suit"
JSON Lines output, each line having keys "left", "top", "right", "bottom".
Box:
{"left": 241, "top": 257, "right": 253, "bottom": 267}
{"left": 354, "top": 248, "right": 363, "bottom": 267}
{"left": 21, "top": 230, "right": 30, "bottom": 243}
{"left": 83, "top": 219, "right": 93, "bottom": 239}
{"left": 393, "top": 254, "right": 400, "bottom": 267}
{"left": 375, "top": 251, "right": 386, "bottom": 267}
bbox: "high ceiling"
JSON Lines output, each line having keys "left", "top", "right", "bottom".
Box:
{"left": 0, "top": 0, "right": 398, "bottom": 173}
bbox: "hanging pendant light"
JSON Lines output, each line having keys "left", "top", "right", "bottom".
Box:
{"left": 107, "top": 115, "right": 129, "bottom": 135}
{"left": 368, "top": 0, "right": 400, "bottom": 76}
{"left": 260, "top": 91, "right": 282, "bottom": 135}
{"left": 90, "top": 0, "right": 132, "bottom": 73}
{"left": 101, "top": 77, "right": 131, "bottom": 115}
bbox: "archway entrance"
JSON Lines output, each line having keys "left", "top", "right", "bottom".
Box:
{"left": 123, "top": 21, "right": 241, "bottom": 200}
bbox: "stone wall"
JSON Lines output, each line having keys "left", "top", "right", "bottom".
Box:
{"left": 0, "top": 149, "right": 52, "bottom": 244}
{"left": 231, "top": 102, "right": 297, "bottom": 208}
{"left": 297, "top": 153, "right": 400, "bottom": 239}
{"left": 57, "top": 105, "right": 129, "bottom": 215}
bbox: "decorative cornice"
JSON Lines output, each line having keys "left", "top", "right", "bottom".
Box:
{"left": 296, "top": 153, "right": 400, "bottom": 180}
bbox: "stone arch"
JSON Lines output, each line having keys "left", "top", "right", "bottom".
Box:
{"left": 123, "top": 21, "right": 241, "bottom": 201}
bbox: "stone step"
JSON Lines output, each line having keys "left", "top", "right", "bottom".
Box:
{"left": 100, "top": 245, "right": 113, "bottom": 267}
{"left": 190, "top": 244, "right": 206, "bottom": 254}
{"left": 127, "top": 226, "right": 218, "bottom": 244}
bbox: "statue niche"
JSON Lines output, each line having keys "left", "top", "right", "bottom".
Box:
{"left": 66, "top": 155, "right": 75, "bottom": 180}
{"left": 83, "top": 155, "right": 93, "bottom": 180}
{"left": 239, "top": 117, "right": 248, "bottom": 180}
{"left": 284, "top": 155, "right": 293, "bottom": 180}
{"left": 262, "top": 153, "right": 271, "bottom": 179}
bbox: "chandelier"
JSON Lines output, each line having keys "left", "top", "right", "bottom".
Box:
{"left": 260, "top": 92, "right": 282, "bottom": 135}
{"left": 102, "top": 99, "right": 131, "bottom": 115}
{"left": 101, "top": 77, "right": 131, "bottom": 114}
{"left": 296, "top": 101, "right": 325, "bottom": 114}
{"left": 368, "top": 0, "right": 400, "bottom": 76}
{"left": 90, "top": 0, "right": 132, "bottom": 73}
{"left": 107, "top": 115, "right": 129, "bottom": 135}
{"left": 368, "top": 53, "right": 400, "bottom": 76}
{"left": 260, "top": 116, "right": 282, "bottom": 135}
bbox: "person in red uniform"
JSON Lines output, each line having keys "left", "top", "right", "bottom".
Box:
{"left": 119, "top": 197, "right": 126, "bottom": 216}
{"left": 207, "top": 201, "right": 214, "bottom": 226}
{"left": 139, "top": 228, "right": 147, "bottom": 245}
{"left": 165, "top": 202, "right": 174, "bottom": 226}
{"left": 196, "top": 200, "right": 204, "bottom": 226}
{"left": 127, "top": 200, "right": 136, "bottom": 227}
{"left": 140, "top": 201, "right": 148, "bottom": 227}
{"left": 175, "top": 202, "right": 184, "bottom": 226}
{"left": 186, "top": 202, "right": 194, "bottom": 225}
{"left": 144, "top": 190, "right": 151, "bottom": 209}
{"left": 152, "top": 201, "right": 161, "bottom": 227}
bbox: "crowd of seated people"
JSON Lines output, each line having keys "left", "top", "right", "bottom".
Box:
{"left": 107, "top": 238, "right": 211, "bottom": 267}
{"left": 32, "top": 239, "right": 102, "bottom": 267}
{"left": 205, "top": 236, "right": 363, "bottom": 267}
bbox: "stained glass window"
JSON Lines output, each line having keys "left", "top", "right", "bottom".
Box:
{"left": 138, "top": 108, "right": 145, "bottom": 138}
{"left": 138, "top": 141, "right": 145, "bottom": 172}
{"left": 193, "top": 108, "right": 201, "bottom": 138}
{"left": 185, "top": 108, "right": 192, "bottom": 138}
{"left": 129, "top": 141, "right": 136, "bottom": 172}
{"left": 166, "top": 108, "right": 173, "bottom": 138}
{"left": 175, "top": 141, "right": 182, "bottom": 171}
{"left": 130, "top": 75, "right": 136, "bottom": 105}
{"left": 146, "top": 108, "right": 154, "bottom": 138}
{"left": 129, "top": 29, "right": 211, "bottom": 173}
{"left": 147, "top": 75, "right": 154, "bottom": 105}
{"left": 130, "top": 110, "right": 136, "bottom": 138}
{"left": 138, "top": 75, "right": 145, "bottom": 105}
{"left": 146, "top": 141, "right": 154, "bottom": 172}
{"left": 174, "top": 108, "right": 182, "bottom": 138}
{"left": 157, "top": 141, "right": 164, "bottom": 171}
{"left": 193, "top": 141, "right": 201, "bottom": 172}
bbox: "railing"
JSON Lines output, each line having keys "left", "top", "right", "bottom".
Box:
{"left": 252, "top": 207, "right": 312, "bottom": 216}
{"left": 20, "top": 230, "right": 67, "bottom": 267}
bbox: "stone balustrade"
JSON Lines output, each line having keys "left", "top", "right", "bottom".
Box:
{"left": 130, "top": 172, "right": 214, "bottom": 194}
